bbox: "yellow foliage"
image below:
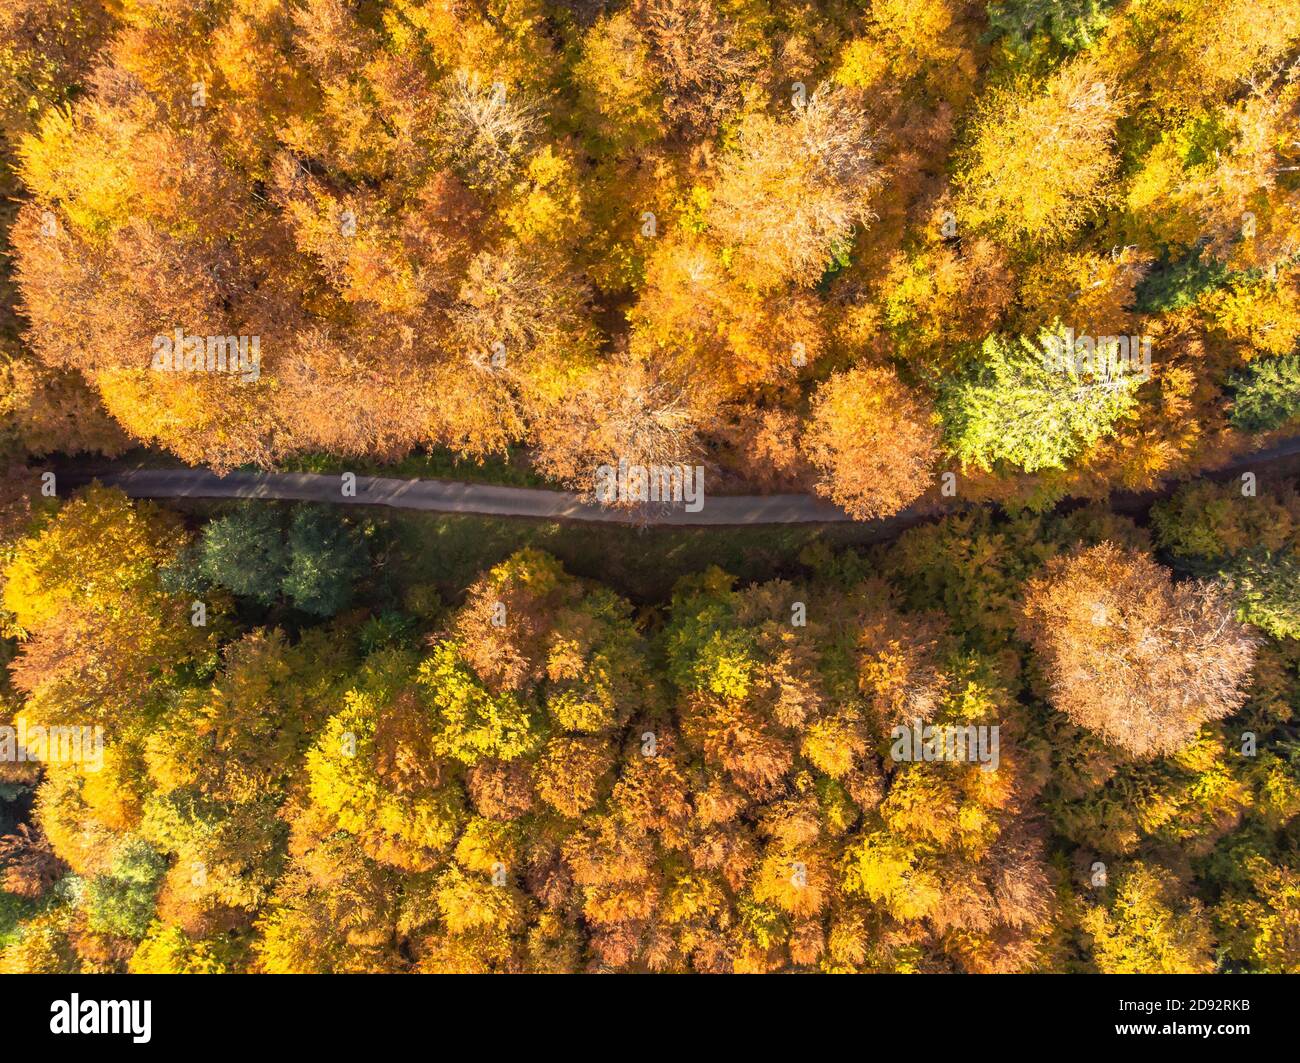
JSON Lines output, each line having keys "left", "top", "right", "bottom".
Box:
{"left": 957, "top": 60, "right": 1122, "bottom": 246}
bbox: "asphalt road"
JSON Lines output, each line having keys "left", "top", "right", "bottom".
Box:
{"left": 87, "top": 468, "right": 854, "bottom": 525}
{"left": 62, "top": 432, "right": 1300, "bottom": 528}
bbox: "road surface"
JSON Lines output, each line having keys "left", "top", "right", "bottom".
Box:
{"left": 82, "top": 468, "right": 853, "bottom": 525}
{"left": 59, "top": 432, "right": 1300, "bottom": 528}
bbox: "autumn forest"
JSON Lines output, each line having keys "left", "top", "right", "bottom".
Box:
{"left": 1, "top": 0, "right": 1300, "bottom": 978}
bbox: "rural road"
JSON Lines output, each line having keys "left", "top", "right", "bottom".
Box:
{"left": 80, "top": 468, "right": 854, "bottom": 525}
{"left": 61, "top": 433, "right": 1300, "bottom": 528}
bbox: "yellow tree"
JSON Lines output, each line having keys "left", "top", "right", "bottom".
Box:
{"left": 1082, "top": 864, "right": 1214, "bottom": 973}
{"left": 956, "top": 60, "right": 1122, "bottom": 246}
{"left": 3, "top": 485, "right": 223, "bottom": 729}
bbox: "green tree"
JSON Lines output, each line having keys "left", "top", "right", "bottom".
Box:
{"left": 83, "top": 837, "right": 166, "bottom": 939}
{"left": 194, "top": 504, "right": 366, "bottom": 615}
{"left": 939, "top": 326, "right": 1140, "bottom": 472}
{"left": 1225, "top": 550, "right": 1300, "bottom": 639}
{"left": 282, "top": 506, "right": 366, "bottom": 616}
{"left": 1230, "top": 354, "right": 1300, "bottom": 433}
{"left": 197, "top": 506, "right": 288, "bottom": 606}
{"left": 986, "top": 0, "right": 1120, "bottom": 58}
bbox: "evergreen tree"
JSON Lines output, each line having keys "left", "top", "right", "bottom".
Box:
{"left": 939, "top": 326, "right": 1140, "bottom": 473}
{"left": 1230, "top": 354, "right": 1300, "bottom": 432}
{"left": 198, "top": 506, "right": 288, "bottom": 606}
{"left": 282, "top": 507, "right": 366, "bottom": 617}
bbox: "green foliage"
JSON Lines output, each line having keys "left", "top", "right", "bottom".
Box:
{"left": 1151, "top": 480, "right": 1300, "bottom": 564}
{"left": 1216, "top": 855, "right": 1300, "bottom": 972}
{"left": 6, "top": 499, "right": 1300, "bottom": 973}
{"left": 816, "top": 236, "right": 853, "bottom": 291}
{"left": 84, "top": 837, "right": 166, "bottom": 939}
{"left": 884, "top": 509, "right": 1049, "bottom": 654}
{"left": 4, "top": 0, "right": 1300, "bottom": 976}
{"left": 195, "top": 504, "right": 367, "bottom": 615}
{"left": 661, "top": 567, "right": 743, "bottom": 692}
{"left": 1132, "top": 248, "right": 1231, "bottom": 313}
{"left": 986, "top": 0, "right": 1119, "bottom": 57}
{"left": 1230, "top": 354, "right": 1300, "bottom": 432}
{"left": 359, "top": 610, "right": 419, "bottom": 654}
{"left": 1151, "top": 482, "right": 1300, "bottom": 637}
{"left": 282, "top": 506, "right": 366, "bottom": 616}
{"left": 0, "top": 889, "right": 33, "bottom": 949}
{"left": 938, "top": 327, "right": 1140, "bottom": 473}
{"left": 1226, "top": 550, "right": 1300, "bottom": 639}
{"left": 198, "top": 506, "right": 287, "bottom": 605}
{"left": 1175, "top": 111, "right": 1235, "bottom": 170}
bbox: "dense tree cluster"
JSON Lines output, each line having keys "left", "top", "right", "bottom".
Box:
{"left": 0, "top": 0, "right": 1297, "bottom": 513}
{"left": 0, "top": 482, "right": 1296, "bottom": 973}
{"left": 1, "top": 0, "right": 1299, "bottom": 978}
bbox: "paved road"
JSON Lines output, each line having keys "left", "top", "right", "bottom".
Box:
{"left": 62, "top": 433, "right": 1300, "bottom": 527}
{"left": 82, "top": 468, "right": 854, "bottom": 525}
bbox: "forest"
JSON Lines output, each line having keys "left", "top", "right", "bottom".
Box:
{"left": 0, "top": 0, "right": 1299, "bottom": 974}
